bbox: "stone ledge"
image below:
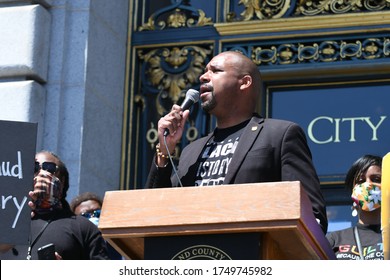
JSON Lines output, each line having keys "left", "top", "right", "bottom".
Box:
{"left": 0, "top": 4, "right": 51, "bottom": 82}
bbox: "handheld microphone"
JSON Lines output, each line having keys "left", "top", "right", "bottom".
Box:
{"left": 163, "top": 89, "right": 200, "bottom": 137}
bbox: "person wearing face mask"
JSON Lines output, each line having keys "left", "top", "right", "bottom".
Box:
{"left": 24, "top": 150, "right": 109, "bottom": 260}
{"left": 70, "top": 192, "right": 103, "bottom": 226}
{"left": 70, "top": 192, "right": 123, "bottom": 259}
{"left": 326, "top": 154, "right": 383, "bottom": 260}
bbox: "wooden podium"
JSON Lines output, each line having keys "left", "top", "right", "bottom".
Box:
{"left": 99, "top": 181, "right": 335, "bottom": 260}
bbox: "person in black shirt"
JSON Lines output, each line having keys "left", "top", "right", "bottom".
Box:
{"left": 326, "top": 154, "right": 383, "bottom": 260}
{"left": 70, "top": 192, "right": 123, "bottom": 259}
{"left": 25, "top": 150, "right": 109, "bottom": 260}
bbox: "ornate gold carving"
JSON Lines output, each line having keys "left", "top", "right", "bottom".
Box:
{"left": 216, "top": 12, "right": 390, "bottom": 36}
{"left": 238, "top": 0, "right": 262, "bottom": 20}
{"left": 279, "top": 45, "right": 295, "bottom": 64}
{"left": 146, "top": 122, "right": 158, "bottom": 148}
{"left": 296, "top": 0, "right": 390, "bottom": 16}
{"left": 253, "top": 46, "right": 278, "bottom": 64}
{"left": 138, "top": 45, "right": 212, "bottom": 106}
{"left": 167, "top": 9, "right": 187, "bottom": 28}
{"left": 134, "top": 94, "right": 145, "bottom": 111}
{"left": 319, "top": 41, "right": 338, "bottom": 62}
{"left": 298, "top": 43, "right": 319, "bottom": 61}
{"left": 250, "top": 37, "right": 388, "bottom": 64}
{"left": 185, "top": 126, "right": 199, "bottom": 142}
{"left": 384, "top": 38, "right": 390, "bottom": 55}
{"left": 227, "top": 0, "right": 390, "bottom": 21}
{"left": 232, "top": 0, "right": 291, "bottom": 20}
{"left": 363, "top": 39, "right": 381, "bottom": 59}
{"left": 139, "top": 8, "right": 213, "bottom": 31}
{"left": 190, "top": 10, "right": 213, "bottom": 27}
{"left": 340, "top": 41, "right": 362, "bottom": 58}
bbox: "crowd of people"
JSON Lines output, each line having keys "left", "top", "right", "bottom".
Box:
{"left": 0, "top": 51, "right": 386, "bottom": 260}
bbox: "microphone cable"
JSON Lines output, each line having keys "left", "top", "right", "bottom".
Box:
{"left": 163, "top": 135, "right": 183, "bottom": 187}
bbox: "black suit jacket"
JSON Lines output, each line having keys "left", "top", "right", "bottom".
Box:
{"left": 146, "top": 115, "right": 328, "bottom": 233}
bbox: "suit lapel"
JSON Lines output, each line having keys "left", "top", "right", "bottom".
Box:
{"left": 223, "top": 116, "right": 264, "bottom": 184}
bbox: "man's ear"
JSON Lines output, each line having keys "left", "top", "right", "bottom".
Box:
{"left": 239, "top": 74, "right": 252, "bottom": 90}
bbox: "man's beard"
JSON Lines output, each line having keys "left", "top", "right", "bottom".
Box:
{"left": 201, "top": 92, "right": 217, "bottom": 113}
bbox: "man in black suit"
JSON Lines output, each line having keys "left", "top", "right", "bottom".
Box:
{"left": 146, "top": 51, "right": 328, "bottom": 234}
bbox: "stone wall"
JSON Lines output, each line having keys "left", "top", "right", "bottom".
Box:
{"left": 0, "top": 0, "right": 129, "bottom": 200}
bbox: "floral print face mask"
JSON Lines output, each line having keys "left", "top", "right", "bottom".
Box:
{"left": 351, "top": 182, "right": 381, "bottom": 212}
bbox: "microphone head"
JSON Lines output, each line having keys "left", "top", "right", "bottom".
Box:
{"left": 186, "top": 89, "right": 200, "bottom": 103}
{"left": 180, "top": 89, "right": 200, "bottom": 111}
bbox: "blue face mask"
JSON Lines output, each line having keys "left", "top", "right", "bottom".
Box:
{"left": 88, "top": 217, "right": 99, "bottom": 226}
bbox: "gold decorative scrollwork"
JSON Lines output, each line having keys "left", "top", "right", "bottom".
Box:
{"left": 228, "top": 0, "right": 390, "bottom": 20}
{"left": 384, "top": 38, "right": 390, "bottom": 55}
{"left": 146, "top": 122, "right": 159, "bottom": 149}
{"left": 139, "top": 8, "right": 213, "bottom": 31}
{"left": 298, "top": 43, "right": 319, "bottom": 61}
{"left": 363, "top": 39, "right": 381, "bottom": 59}
{"left": 167, "top": 9, "right": 187, "bottom": 28}
{"left": 138, "top": 46, "right": 212, "bottom": 106}
{"left": 253, "top": 46, "right": 278, "bottom": 64}
{"left": 189, "top": 10, "right": 213, "bottom": 27}
{"left": 319, "top": 41, "right": 339, "bottom": 62}
{"left": 296, "top": 0, "right": 390, "bottom": 16}
{"left": 234, "top": 0, "right": 291, "bottom": 20}
{"left": 247, "top": 37, "right": 388, "bottom": 65}
{"left": 278, "top": 44, "right": 296, "bottom": 64}
{"left": 134, "top": 94, "right": 145, "bottom": 111}
{"left": 186, "top": 126, "right": 199, "bottom": 142}
{"left": 340, "top": 41, "right": 362, "bottom": 58}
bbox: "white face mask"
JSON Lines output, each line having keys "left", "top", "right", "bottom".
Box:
{"left": 351, "top": 182, "right": 381, "bottom": 212}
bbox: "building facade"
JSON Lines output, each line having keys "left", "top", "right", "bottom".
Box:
{"left": 0, "top": 0, "right": 129, "bottom": 200}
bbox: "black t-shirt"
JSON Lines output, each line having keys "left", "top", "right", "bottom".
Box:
{"left": 326, "top": 223, "right": 383, "bottom": 260}
{"left": 194, "top": 120, "right": 249, "bottom": 186}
